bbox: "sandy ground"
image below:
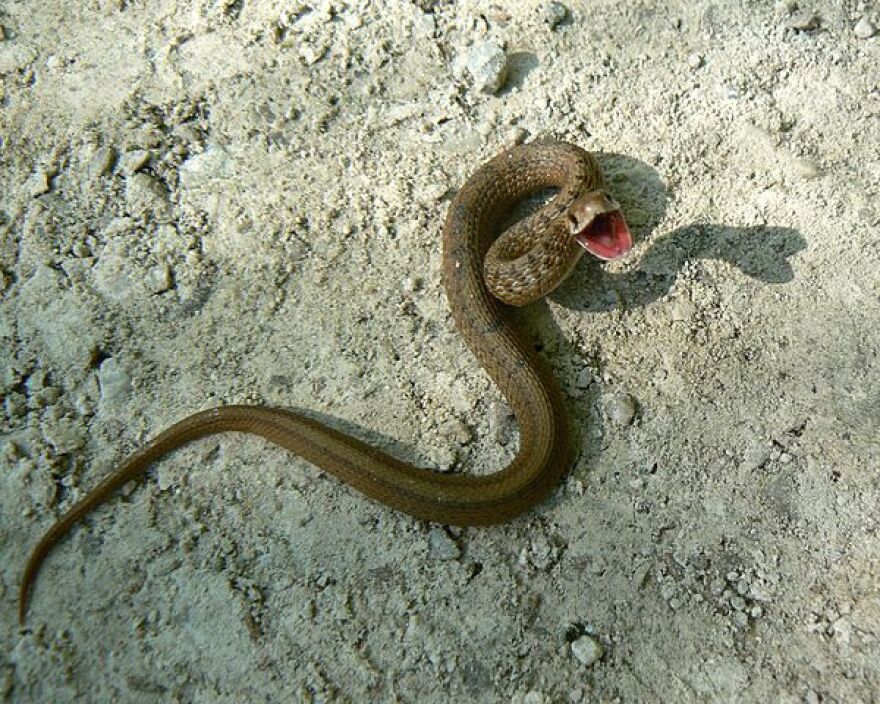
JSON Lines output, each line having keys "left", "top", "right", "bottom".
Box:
{"left": 1, "top": 1, "right": 879, "bottom": 702}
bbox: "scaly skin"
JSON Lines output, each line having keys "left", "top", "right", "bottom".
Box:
{"left": 20, "top": 141, "right": 627, "bottom": 623}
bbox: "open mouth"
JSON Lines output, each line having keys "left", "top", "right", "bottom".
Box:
{"left": 573, "top": 210, "right": 633, "bottom": 261}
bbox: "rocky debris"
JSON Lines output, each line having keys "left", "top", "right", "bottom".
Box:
{"left": 428, "top": 527, "right": 461, "bottom": 561}
{"left": 542, "top": 2, "right": 569, "bottom": 30}
{"left": 784, "top": 9, "right": 819, "bottom": 31}
{"left": 125, "top": 172, "right": 170, "bottom": 218}
{"left": 146, "top": 262, "right": 173, "bottom": 294}
{"left": 466, "top": 40, "right": 508, "bottom": 94}
{"left": 26, "top": 168, "right": 53, "bottom": 197}
{"left": 854, "top": 17, "right": 876, "bottom": 39}
{"left": 574, "top": 367, "right": 594, "bottom": 389}
{"left": 98, "top": 357, "right": 132, "bottom": 406}
{"left": 606, "top": 393, "right": 638, "bottom": 426}
{"left": 88, "top": 146, "right": 116, "bottom": 179}
{"left": 120, "top": 149, "right": 151, "bottom": 174}
{"left": 571, "top": 635, "right": 604, "bottom": 666}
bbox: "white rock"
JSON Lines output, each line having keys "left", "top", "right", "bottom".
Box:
{"left": 179, "top": 145, "right": 232, "bottom": 187}
{"left": 125, "top": 172, "right": 170, "bottom": 218}
{"left": 88, "top": 146, "right": 117, "bottom": 178}
{"left": 575, "top": 367, "right": 594, "bottom": 389}
{"left": 606, "top": 393, "right": 637, "bottom": 426}
{"left": 120, "top": 149, "right": 151, "bottom": 174}
{"left": 146, "top": 262, "right": 173, "bottom": 294}
{"left": 687, "top": 52, "right": 704, "bottom": 69}
{"left": 98, "top": 357, "right": 132, "bottom": 405}
{"left": 27, "top": 169, "right": 52, "bottom": 197}
{"left": 466, "top": 41, "right": 508, "bottom": 94}
{"left": 428, "top": 527, "right": 460, "bottom": 561}
{"left": 784, "top": 10, "right": 818, "bottom": 31}
{"left": 543, "top": 2, "right": 568, "bottom": 29}
{"left": 790, "top": 157, "right": 820, "bottom": 180}
{"left": 854, "top": 17, "right": 876, "bottom": 39}
{"left": 571, "top": 635, "right": 604, "bottom": 666}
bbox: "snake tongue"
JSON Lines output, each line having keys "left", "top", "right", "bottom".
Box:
{"left": 574, "top": 210, "right": 633, "bottom": 261}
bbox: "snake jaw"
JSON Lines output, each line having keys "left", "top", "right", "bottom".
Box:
{"left": 567, "top": 191, "right": 633, "bottom": 261}
{"left": 573, "top": 210, "right": 633, "bottom": 260}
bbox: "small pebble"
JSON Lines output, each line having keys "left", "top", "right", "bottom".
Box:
{"left": 606, "top": 393, "right": 637, "bottom": 426}
{"left": 121, "top": 149, "right": 152, "bottom": 174}
{"left": 632, "top": 562, "right": 652, "bottom": 588}
{"left": 785, "top": 10, "right": 818, "bottom": 31}
{"left": 854, "top": 17, "right": 876, "bottom": 39}
{"left": 179, "top": 145, "right": 232, "bottom": 185}
{"left": 528, "top": 535, "right": 555, "bottom": 570}
{"left": 442, "top": 418, "right": 472, "bottom": 444}
{"left": 730, "top": 595, "right": 747, "bottom": 611}
{"left": 568, "top": 687, "right": 586, "bottom": 703}
{"left": 508, "top": 126, "right": 529, "bottom": 146}
{"left": 543, "top": 1, "right": 569, "bottom": 29}
{"left": 98, "top": 357, "right": 132, "bottom": 406}
{"left": 89, "top": 146, "right": 117, "bottom": 178}
{"left": 428, "top": 527, "right": 461, "bottom": 561}
{"left": 299, "top": 43, "right": 327, "bottom": 66}
{"left": 687, "top": 52, "right": 704, "bottom": 69}
{"left": 146, "top": 262, "right": 173, "bottom": 294}
{"left": 400, "top": 276, "right": 422, "bottom": 295}
{"left": 790, "top": 157, "right": 820, "bottom": 180}
{"left": 523, "top": 692, "right": 546, "bottom": 704}
{"left": 426, "top": 444, "right": 456, "bottom": 472}
{"left": 125, "top": 172, "right": 170, "bottom": 218}
{"left": 571, "top": 635, "right": 604, "bottom": 666}
{"left": 27, "top": 169, "right": 52, "bottom": 197}
{"left": 466, "top": 40, "right": 509, "bottom": 94}
{"left": 741, "top": 444, "right": 770, "bottom": 471}
{"left": 156, "top": 465, "right": 176, "bottom": 492}
{"left": 574, "top": 367, "right": 594, "bottom": 389}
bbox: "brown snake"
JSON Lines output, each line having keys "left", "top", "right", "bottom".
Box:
{"left": 19, "top": 141, "right": 632, "bottom": 623}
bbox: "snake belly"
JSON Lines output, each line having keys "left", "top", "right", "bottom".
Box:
{"left": 19, "top": 141, "right": 605, "bottom": 621}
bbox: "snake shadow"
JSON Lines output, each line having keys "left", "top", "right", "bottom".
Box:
{"left": 508, "top": 152, "right": 805, "bottom": 503}
{"left": 550, "top": 152, "right": 806, "bottom": 311}
{"left": 554, "top": 222, "right": 806, "bottom": 313}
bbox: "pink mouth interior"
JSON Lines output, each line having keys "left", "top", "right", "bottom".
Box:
{"left": 574, "top": 211, "right": 633, "bottom": 261}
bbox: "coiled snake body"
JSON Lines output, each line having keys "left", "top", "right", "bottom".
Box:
{"left": 20, "top": 141, "right": 632, "bottom": 622}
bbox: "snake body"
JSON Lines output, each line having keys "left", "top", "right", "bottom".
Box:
{"left": 20, "top": 141, "right": 628, "bottom": 622}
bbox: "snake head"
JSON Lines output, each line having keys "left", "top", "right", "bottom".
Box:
{"left": 567, "top": 191, "right": 633, "bottom": 261}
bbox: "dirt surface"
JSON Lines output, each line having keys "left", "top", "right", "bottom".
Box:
{"left": 2, "top": 1, "right": 879, "bottom": 702}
